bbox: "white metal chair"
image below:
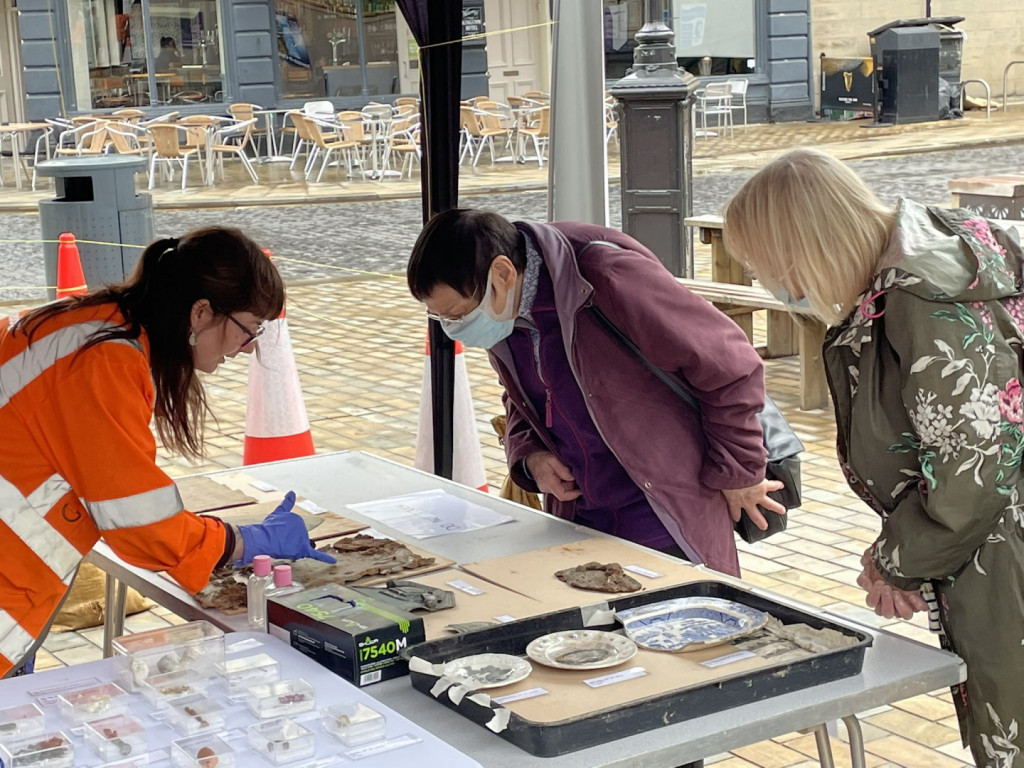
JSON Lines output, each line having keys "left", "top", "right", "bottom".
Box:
{"left": 208, "top": 118, "right": 260, "bottom": 185}
{"left": 726, "top": 78, "right": 749, "bottom": 130}
{"left": 695, "top": 83, "right": 734, "bottom": 139}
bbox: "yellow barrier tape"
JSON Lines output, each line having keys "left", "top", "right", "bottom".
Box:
{"left": 416, "top": 20, "right": 556, "bottom": 51}
{"left": 0, "top": 238, "right": 146, "bottom": 249}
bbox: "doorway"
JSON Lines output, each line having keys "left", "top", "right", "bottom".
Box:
{"left": 482, "top": 0, "right": 549, "bottom": 101}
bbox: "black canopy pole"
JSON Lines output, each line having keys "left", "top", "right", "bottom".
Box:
{"left": 396, "top": 0, "right": 463, "bottom": 479}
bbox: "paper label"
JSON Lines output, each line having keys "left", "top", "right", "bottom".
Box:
{"left": 493, "top": 614, "right": 516, "bottom": 623}
{"left": 623, "top": 564, "right": 663, "bottom": 579}
{"left": 492, "top": 687, "right": 549, "bottom": 704}
{"left": 583, "top": 666, "right": 647, "bottom": 688}
{"left": 249, "top": 480, "right": 279, "bottom": 492}
{"left": 701, "top": 650, "right": 756, "bottom": 668}
{"left": 296, "top": 499, "right": 328, "bottom": 515}
{"left": 446, "top": 579, "right": 485, "bottom": 595}
{"left": 225, "top": 637, "right": 264, "bottom": 653}
{"left": 345, "top": 733, "right": 421, "bottom": 759}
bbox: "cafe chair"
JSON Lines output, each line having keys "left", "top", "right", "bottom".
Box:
{"left": 298, "top": 114, "right": 359, "bottom": 182}
{"left": 694, "top": 82, "right": 734, "bottom": 139}
{"left": 517, "top": 105, "right": 550, "bottom": 167}
{"left": 726, "top": 77, "right": 749, "bottom": 130}
{"left": 146, "top": 123, "right": 200, "bottom": 191}
{"left": 208, "top": 118, "right": 260, "bottom": 185}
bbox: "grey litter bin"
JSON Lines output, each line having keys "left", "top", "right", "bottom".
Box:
{"left": 868, "top": 16, "right": 965, "bottom": 124}
{"left": 36, "top": 155, "right": 154, "bottom": 300}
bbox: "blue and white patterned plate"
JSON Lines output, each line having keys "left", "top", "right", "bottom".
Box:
{"left": 615, "top": 597, "right": 769, "bottom": 653}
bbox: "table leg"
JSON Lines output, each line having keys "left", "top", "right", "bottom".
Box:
{"left": 842, "top": 715, "right": 867, "bottom": 768}
{"left": 811, "top": 723, "right": 837, "bottom": 768}
{"left": 13, "top": 140, "right": 23, "bottom": 191}
{"left": 102, "top": 574, "right": 128, "bottom": 657}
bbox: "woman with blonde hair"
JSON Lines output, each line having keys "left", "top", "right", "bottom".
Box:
{"left": 724, "top": 147, "right": 1024, "bottom": 766}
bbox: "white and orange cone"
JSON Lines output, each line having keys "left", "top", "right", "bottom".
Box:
{"left": 242, "top": 251, "right": 315, "bottom": 465}
{"left": 415, "top": 339, "right": 488, "bottom": 492}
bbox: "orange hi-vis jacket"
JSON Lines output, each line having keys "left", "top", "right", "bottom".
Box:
{"left": 0, "top": 302, "right": 227, "bottom": 676}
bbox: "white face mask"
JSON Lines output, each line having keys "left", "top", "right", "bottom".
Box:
{"left": 440, "top": 266, "right": 517, "bottom": 348}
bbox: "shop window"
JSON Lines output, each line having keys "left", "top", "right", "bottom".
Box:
{"left": 673, "top": 1, "right": 755, "bottom": 77}
{"left": 274, "top": 0, "right": 399, "bottom": 101}
{"left": 68, "top": 0, "right": 224, "bottom": 111}
{"left": 603, "top": 0, "right": 756, "bottom": 80}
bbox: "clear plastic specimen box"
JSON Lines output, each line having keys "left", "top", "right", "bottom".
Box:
{"left": 112, "top": 620, "right": 224, "bottom": 691}
{"left": 167, "top": 695, "right": 226, "bottom": 737}
{"left": 82, "top": 714, "right": 147, "bottom": 761}
{"left": 321, "top": 702, "right": 388, "bottom": 746}
{"left": 214, "top": 652, "right": 280, "bottom": 693}
{"left": 245, "top": 678, "right": 316, "bottom": 719}
{"left": 0, "top": 731, "right": 75, "bottom": 768}
{"left": 0, "top": 703, "right": 45, "bottom": 739}
{"left": 170, "top": 734, "right": 236, "bottom": 768}
{"left": 246, "top": 717, "right": 316, "bottom": 765}
{"left": 56, "top": 682, "right": 129, "bottom": 724}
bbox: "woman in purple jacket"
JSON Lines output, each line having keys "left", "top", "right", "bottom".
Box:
{"left": 407, "top": 209, "right": 783, "bottom": 578}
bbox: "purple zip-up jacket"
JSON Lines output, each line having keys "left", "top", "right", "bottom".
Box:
{"left": 489, "top": 221, "right": 767, "bottom": 576}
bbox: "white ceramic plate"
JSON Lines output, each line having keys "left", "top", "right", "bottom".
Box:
{"left": 616, "top": 597, "right": 769, "bottom": 652}
{"left": 442, "top": 653, "right": 533, "bottom": 690}
{"left": 525, "top": 630, "right": 638, "bottom": 670}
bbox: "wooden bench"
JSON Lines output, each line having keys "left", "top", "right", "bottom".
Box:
{"left": 677, "top": 278, "right": 829, "bottom": 410}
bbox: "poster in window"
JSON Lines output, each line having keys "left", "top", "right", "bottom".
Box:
{"left": 276, "top": 12, "right": 311, "bottom": 69}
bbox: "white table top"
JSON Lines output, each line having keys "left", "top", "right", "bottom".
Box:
{"left": 0, "top": 630, "right": 480, "bottom": 767}
{"left": 88, "top": 451, "right": 966, "bottom": 768}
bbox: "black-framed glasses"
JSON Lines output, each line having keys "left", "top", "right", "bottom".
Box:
{"left": 225, "top": 314, "right": 266, "bottom": 349}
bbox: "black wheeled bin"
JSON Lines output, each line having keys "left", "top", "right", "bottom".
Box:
{"left": 36, "top": 155, "right": 154, "bottom": 300}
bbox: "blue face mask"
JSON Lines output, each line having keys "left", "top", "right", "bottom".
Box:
{"left": 440, "top": 269, "right": 517, "bottom": 349}
{"left": 764, "top": 281, "right": 811, "bottom": 310}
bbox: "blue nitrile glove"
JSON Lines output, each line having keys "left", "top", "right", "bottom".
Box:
{"left": 237, "top": 491, "right": 337, "bottom": 565}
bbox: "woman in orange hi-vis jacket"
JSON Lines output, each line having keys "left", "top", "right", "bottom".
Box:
{"left": 0, "top": 226, "right": 335, "bottom": 678}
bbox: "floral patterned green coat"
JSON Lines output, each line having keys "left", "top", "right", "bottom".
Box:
{"left": 825, "top": 199, "right": 1024, "bottom": 767}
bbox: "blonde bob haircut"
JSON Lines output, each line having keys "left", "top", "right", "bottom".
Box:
{"left": 722, "top": 148, "right": 895, "bottom": 325}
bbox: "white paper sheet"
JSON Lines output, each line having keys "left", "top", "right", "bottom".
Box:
{"left": 347, "top": 490, "right": 515, "bottom": 539}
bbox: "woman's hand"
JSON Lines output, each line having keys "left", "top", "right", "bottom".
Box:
{"left": 525, "top": 452, "right": 582, "bottom": 502}
{"left": 857, "top": 549, "right": 928, "bottom": 620}
{"left": 721, "top": 480, "right": 786, "bottom": 529}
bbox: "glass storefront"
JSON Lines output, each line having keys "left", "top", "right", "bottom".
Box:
{"left": 274, "top": 0, "right": 399, "bottom": 101}
{"left": 603, "top": 0, "right": 756, "bottom": 80}
{"left": 68, "top": 0, "right": 224, "bottom": 110}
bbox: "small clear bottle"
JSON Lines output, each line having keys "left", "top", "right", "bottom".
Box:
{"left": 266, "top": 565, "right": 304, "bottom": 599}
{"left": 247, "top": 555, "right": 274, "bottom": 632}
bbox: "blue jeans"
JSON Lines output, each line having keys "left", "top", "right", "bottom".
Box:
{"left": 10, "top": 654, "right": 35, "bottom": 677}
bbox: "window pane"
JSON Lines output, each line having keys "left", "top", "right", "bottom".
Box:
{"left": 275, "top": 1, "right": 399, "bottom": 101}
{"left": 67, "top": 0, "right": 135, "bottom": 110}
{"left": 144, "top": 0, "right": 225, "bottom": 104}
{"left": 674, "top": 1, "right": 755, "bottom": 76}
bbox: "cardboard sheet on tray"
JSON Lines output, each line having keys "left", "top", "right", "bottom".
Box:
{"left": 474, "top": 638, "right": 794, "bottom": 724}
{"left": 176, "top": 475, "right": 260, "bottom": 512}
{"left": 460, "top": 537, "right": 707, "bottom": 607}
{"left": 393, "top": 569, "right": 550, "bottom": 640}
{"left": 211, "top": 500, "right": 368, "bottom": 541}
{"left": 315, "top": 533, "right": 455, "bottom": 585}
{"left": 206, "top": 471, "right": 297, "bottom": 505}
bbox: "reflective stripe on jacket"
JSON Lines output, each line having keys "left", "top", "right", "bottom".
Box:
{"left": 0, "top": 303, "right": 226, "bottom": 676}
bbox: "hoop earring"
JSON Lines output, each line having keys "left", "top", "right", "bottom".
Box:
{"left": 188, "top": 330, "right": 198, "bottom": 347}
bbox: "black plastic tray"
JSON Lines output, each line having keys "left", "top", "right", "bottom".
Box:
{"left": 404, "top": 580, "right": 872, "bottom": 757}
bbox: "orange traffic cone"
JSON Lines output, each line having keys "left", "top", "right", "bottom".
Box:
{"left": 56, "top": 233, "right": 87, "bottom": 299}
{"left": 242, "top": 253, "right": 315, "bottom": 465}
{"left": 415, "top": 338, "right": 488, "bottom": 492}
